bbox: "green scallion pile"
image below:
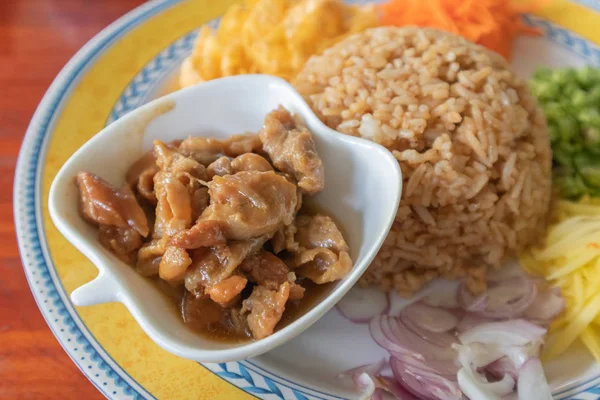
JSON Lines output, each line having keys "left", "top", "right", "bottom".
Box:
{"left": 530, "top": 67, "right": 600, "bottom": 199}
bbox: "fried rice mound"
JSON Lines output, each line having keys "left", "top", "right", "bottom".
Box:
{"left": 294, "top": 26, "right": 552, "bottom": 295}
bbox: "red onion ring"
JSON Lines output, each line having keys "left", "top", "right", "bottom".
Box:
{"left": 389, "top": 318, "right": 457, "bottom": 362}
{"left": 390, "top": 357, "right": 462, "bottom": 400}
{"left": 400, "top": 314, "right": 458, "bottom": 348}
{"left": 370, "top": 316, "right": 424, "bottom": 359}
{"left": 391, "top": 352, "right": 459, "bottom": 379}
{"left": 401, "top": 303, "right": 459, "bottom": 333}
{"left": 376, "top": 376, "right": 418, "bottom": 400}
{"left": 337, "top": 286, "right": 390, "bottom": 323}
{"left": 459, "top": 277, "right": 538, "bottom": 319}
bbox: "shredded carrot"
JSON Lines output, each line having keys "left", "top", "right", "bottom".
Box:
{"left": 377, "top": 0, "right": 543, "bottom": 60}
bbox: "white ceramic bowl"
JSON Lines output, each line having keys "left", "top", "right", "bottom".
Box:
{"left": 48, "top": 74, "right": 402, "bottom": 362}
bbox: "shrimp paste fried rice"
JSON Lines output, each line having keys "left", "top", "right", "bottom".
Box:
{"left": 294, "top": 27, "right": 552, "bottom": 295}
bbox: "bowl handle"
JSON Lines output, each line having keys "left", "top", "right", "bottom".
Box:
{"left": 71, "top": 272, "right": 120, "bottom": 306}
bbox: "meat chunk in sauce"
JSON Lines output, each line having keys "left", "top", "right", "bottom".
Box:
{"left": 295, "top": 214, "right": 349, "bottom": 253}
{"left": 207, "top": 153, "right": 273, "bottom": 180}
{"left": 184, "top": 234, "right": 270, "bottom": 295}
{"left": 171, "top": 171, "right": 297, "bottom": 245}
{"left": 178, "top": 133, "right": 262, "bottom": 166}
{"left": 159, "top": 246, "right": 192, "bottom": 283}
{"left": 136, "top": 238, "right": 165, "bottom": 276}
{"left": 241, "top": 282, "right": 290, "bottom": 340}
{"left": 125, "top": 150, "right": 159, "bottom": 204}
{"left": 153, "top": 141, "right": 207, "bottom": 239}
{"left": 259, "top": 107, "right": 325, "bottom": 195}
{"left": 98, "top": 226, "right": 143, "bottom": 265}
{"left": 75, "top": 106, "right": 352, "bottom": 342}
{"left": 221, "top": 133, "right": 262, "bottom": 157}
{"left": 178, "top": 137, "right": 225, "bottom": 166}
{"left": 206, "top": 275, "right": 248, "bottom": 307}
{"left": 240, "top": 250, "right": 291, "bottom": 291}
{"left": 272, "top": 223, "right": 299, "bottom": 254}
{"left": 230, "top": 153, "right": 273, "bottom": 173}
{"left": 76, "top": 172, "right": 149, "bottom": 237}
{"left": 292, "top": 215, "right": 353, "bottom": 284}
{"left": 296, "top": 249, "right": 352, "bottom": 284}
{"left": 182, "top": 292, "right": 250, "bottom": 340}
{"left": 207, "top": 156, "right": 233, "bottom": 179}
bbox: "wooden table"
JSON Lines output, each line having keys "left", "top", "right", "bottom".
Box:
{"left": 0, "top": 1, "right": 145, "bottom": 398}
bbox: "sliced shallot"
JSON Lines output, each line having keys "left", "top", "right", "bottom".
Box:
{"left": 337, "top": 286, "right": 390, "bottom": 323}
{"left": 401, "top": 303, "right": 458, "bottom": 333}
{"left": 459, "top": 319, "right": 546, "bottom": 347}
{"left": 376, "top": 375, "right": 418, "bottom": 399}
{"left": 390, "top": 357, "right": 462, "bottom": 400}
{"left": 485, "top": 356, "right": 518, "bottom": 380}
{"left": 456, "top": 346, "right": 515, "bottom": 397}
{"left": 456, "top": 313, "right": 494, "bottom": 333}
{"left": 370, "top": 315, "right": 424, "bottom": 359}
{"left": 477, "top": 278, "right": 537, "bottom": 319}
{"left": 517, "top": 358, "right": 552, "bottom": 400}
{"left": 458, "top": 282, "right": 488, "bottom": 312}
{"left": 525, "top": 288, "right": 565, "bottom": 321}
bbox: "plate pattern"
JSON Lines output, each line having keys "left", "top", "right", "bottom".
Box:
{"left": 13, "top": 0, "right": 600, "bottom": 398}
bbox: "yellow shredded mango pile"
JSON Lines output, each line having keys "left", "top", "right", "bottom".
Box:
{"left": 179, "top": 0, "right": 377, "bottom": 87}
{"left": 521, "top": 197, "right": 600, "bottom": 362}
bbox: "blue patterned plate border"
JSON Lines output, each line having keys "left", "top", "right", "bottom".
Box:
{"left": 13, "top": 0, "right": 600, "bottom": 398}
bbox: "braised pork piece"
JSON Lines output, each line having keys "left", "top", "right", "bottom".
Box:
{"left": 75, "top": 106, "right": 352, "bottom": 341}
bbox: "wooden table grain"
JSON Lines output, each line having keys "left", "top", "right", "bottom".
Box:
{"left": 1, "top": 1, "right": 145, "bottom": 398}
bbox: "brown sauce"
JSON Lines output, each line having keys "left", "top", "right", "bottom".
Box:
{"left": 151, "top": 277, "right": 332, "bottom": 343}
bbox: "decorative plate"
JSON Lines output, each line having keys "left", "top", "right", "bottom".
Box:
{"left": 14, "top": 0, "right": 600, "bottom": 398}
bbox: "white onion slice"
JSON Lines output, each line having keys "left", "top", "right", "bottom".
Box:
{"left": 337, "top": 286, "right": 390, "bottom": 323}
{"left": 517, "top": 358, "right": 552, "bottom": 400}
{"left": 456, "top": 346, "right": 516, "bottom": 397}
{"left": 401, "top": 303, "right": 459, "bottom": 333}
{"left": 501, "top": 340, "right": 542, "bottom": 369}
{"left": 355, "top": 372, "right": 376, "bottom": 399}
{"left": 459, "top": 319, "right": 546, "bottom": 347}
{"left": 452, "top": 343, "right": 504, "bottom": 369}
{"left": 525, "top": 289, "right": 565, "bottom": 321}
{"left": 457, "top": 368, "right": 502, "bottom": 400}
